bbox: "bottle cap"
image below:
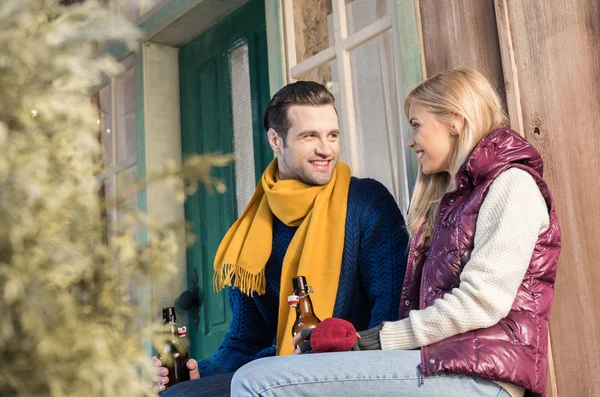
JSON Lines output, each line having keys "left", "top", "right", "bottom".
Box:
{"left": 292, "top": 276, "right": 308, "bottom": 294}
{"left": 162, "top": 307, "right": 177, "bottom": 324}
{"left": 287, "top": 295, "right": 299, "bottom": 307}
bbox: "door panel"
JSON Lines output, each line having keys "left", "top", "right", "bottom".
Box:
{"left": 179, "top": 0, "right": 270, "bottom": 360}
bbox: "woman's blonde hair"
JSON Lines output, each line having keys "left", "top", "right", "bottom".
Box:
{"left": 405, "top": 67, "right": 508, "bottom": 240}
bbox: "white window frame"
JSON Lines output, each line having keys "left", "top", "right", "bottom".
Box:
{"left": 281, "top": 0, "right": 411, "bottom": 211}
{"left": 97, "top": 55, "right": 138, "bottom": 229}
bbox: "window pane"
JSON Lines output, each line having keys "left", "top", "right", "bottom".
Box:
{"left": 228, "top": 43, "right": 256, "bottom": 217}
{"left": 349, "top": 29, "right": 401, "bottom": 201}
{"left": 114, "top": 164, "right": 140, "bottom": 310}
{"left": 116, "top": 164, "right": 139, "bottom": 231}
{"left": 104, "top": 178, "right": 116, "bottom": 241}
{"left": 90, "top": 92, "right": 102, "bottom": 148}
{"left": 346, "top": 0, "right": 390, "bottom": 35}
{"left": 295, "top": 62, "right": 338, "bottom": 94}
{"left": 99, "top": 84, "right": 113, "bottom": 166}
{"left": 292, "top": 0, "right": 333, "bottom": 63}
{"left": 115, "top": 67, "right": 136, "bottom": 163}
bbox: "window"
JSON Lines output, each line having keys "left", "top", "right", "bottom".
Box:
{"left": 93, "top": 55, "right": 144, "bottom": 314}
{"left": 282, "top": 0, "right": 413, "bottom": 213}
{"left": 95, "top": 56, "right": 138, "bottom": 237}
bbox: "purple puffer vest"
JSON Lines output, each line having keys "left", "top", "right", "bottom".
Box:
{"left": 400, "top": 129, "right": 561, "bottom": 397}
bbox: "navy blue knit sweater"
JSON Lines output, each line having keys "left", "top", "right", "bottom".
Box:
{"left": 197, "top": 177, "right": 408, "bottom": 376}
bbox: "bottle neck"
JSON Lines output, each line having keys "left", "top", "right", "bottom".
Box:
{"left": 163, "top": 322, "right": 179, "bottom": 342}
{"left": 295, "top": 292, "right": 315, "bottom": 315}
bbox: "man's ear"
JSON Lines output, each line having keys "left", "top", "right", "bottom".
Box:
{"left": 267, "top": 128, "right": 282, "bottom": 154}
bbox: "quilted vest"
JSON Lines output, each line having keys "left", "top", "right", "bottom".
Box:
{"left": 399, "top": 129, "right": 561, "bottom": 397}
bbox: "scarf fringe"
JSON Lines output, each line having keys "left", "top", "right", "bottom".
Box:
{"left": 214, "top": 263, "right": 266, "bottom": 296}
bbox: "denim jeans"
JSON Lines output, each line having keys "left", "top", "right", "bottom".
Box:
{"left": 162, "top": 372, "right": 234, "bottom": 397}
{"left": 231, "top": 350, "right": 511, "bottom": 397}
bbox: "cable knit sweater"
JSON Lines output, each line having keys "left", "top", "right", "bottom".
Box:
{"left": 380, "top": 168, "right": 549, "bottom": 397}
{"left": 197, "top": 177, "right": 408, "bottom": 376}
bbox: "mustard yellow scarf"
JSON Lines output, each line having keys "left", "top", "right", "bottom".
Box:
{"left": 214, "top": 159, "right": 351, "bottom": 355}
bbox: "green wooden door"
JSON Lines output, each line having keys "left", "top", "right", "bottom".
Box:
{"left": 179, "top": 0, "right": 271, "bottom": 360}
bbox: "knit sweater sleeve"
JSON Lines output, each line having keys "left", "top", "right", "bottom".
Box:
{"left": 358, "top": 181, "right": 409, "bottom": 328}
{"left": 380, "top": 168, "right": 550, "bottom": 350}
{"left": 196, "top": 287, "right": 276, "bottom": 376}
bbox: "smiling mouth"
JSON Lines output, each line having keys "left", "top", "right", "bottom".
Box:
{"left": 309, "top": 159, "right": 332, "bottom": 169}
{"left": 415, "top": 151, "right": 424, "bottom": 159}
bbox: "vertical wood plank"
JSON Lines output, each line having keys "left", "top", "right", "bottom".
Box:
{"left": 493, "top": 0, "right": 523, "bottom": 135}
{"left": 499, "top": 1, "right": 600, "bottom": 395}
{"left": 547, "top": 333, "right": 558, "bottom": 397}
{"left": 418, "top": 0, "right": 507, "bottom": 109}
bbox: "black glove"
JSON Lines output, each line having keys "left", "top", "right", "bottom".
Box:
{"left": 297, "top": 328, "right": 316, "bottom": 354}
{"left": 352, "top": 323, "right": 383, "bottom": 351}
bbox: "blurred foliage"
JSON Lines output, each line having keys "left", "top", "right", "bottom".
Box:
{"left": 0, "top": 1, "right": 231, "bottom": 396}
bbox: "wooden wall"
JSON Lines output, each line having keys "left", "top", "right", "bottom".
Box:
{"left": 417, "top": 0, "right": 600, "bottom": 395}
{"left": 497, "top": 0, "right": 600, "bottom": 395}
{"left": 419, "top": 0, "right": 506, "bottom": 108}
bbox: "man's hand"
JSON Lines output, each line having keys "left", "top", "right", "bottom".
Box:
{"left": 292, "top": 329, "right": 315, "bottom": 355}
{"left": 151, "top": 356, "right": 200, "bottom": 393}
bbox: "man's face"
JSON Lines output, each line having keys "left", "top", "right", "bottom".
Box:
{"left": 268, "top": 104, "right": 340, "bottom": 186}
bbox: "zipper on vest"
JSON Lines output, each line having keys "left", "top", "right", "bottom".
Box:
{"left": 419, "top": 205, "right": 446, "bottom": 311}
{"left": 401, "top": 230, "right": 423, "bottom": 318}
{"left": 417, "top": 200, "right": 448, "bottom": 381}
{"left": 504, "top": 320, "right": 520, "bottom": 342}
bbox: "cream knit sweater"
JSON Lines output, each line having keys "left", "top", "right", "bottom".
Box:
{"left": 380, "top": 168, "right": 550, "bottom": 397}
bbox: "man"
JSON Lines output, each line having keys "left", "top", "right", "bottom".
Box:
{"left": 154, "top": 81, "right": 408, "bottom": 396}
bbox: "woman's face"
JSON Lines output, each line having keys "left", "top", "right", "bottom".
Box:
{"left": 407, "top": 101, "right": 457, "bottom": 175}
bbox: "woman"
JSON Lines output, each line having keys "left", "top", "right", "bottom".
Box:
{"left": 230, "top": 67, "right": 561, "bottom": 397}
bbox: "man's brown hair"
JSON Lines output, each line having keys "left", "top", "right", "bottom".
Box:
{"left": 263, "top": 81, "right": 336, "bottom": 143}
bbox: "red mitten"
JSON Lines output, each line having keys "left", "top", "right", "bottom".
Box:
{"left": 310, "top": 318, "right": 358, "bottom": 353}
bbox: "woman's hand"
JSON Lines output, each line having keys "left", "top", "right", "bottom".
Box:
{"left": 291, "top": 318, "right": 359, "bottom": 354}
{"left": 292, "top": 319, "right": 384, "bottom": 354}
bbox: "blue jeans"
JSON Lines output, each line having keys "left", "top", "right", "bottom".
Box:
{"left": 231, "top": 350, "right": 511, "bottom": 396}
{"left": 162, "top": 372, "right": 234, "bottom": 397}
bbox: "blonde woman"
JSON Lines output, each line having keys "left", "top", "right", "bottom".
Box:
{"left": 231, "top": 67, "right": 561, "bottom": 397}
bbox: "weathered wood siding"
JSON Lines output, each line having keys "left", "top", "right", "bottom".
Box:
{"left": 415, "top": 0, "right": 600, "bottom": 395}
{"left": 496, "top": 1, "right": 600, "bottom": 395}
{"left": 418, "top": 0, "right": 506, "bottom": 108}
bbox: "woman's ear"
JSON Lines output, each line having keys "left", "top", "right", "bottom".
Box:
{"left": 452, "top": 113, "right": 466, "bottom": 135}
{"left": 267, "top": 128, "right": 282, "bottom": 154}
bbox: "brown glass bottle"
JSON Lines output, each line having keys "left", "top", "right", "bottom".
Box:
{"left": 159, "top": 307, "right": 190, "bottom": 389}
{"left": 289, "top": 276, "right": 321, "bottom": 340}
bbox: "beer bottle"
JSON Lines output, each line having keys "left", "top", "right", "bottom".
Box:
{"left": 288, "top": 276, "right": 321, "bottom": 342}
{"left": 159, "top": 307, "right": 190, "bottom": 389}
